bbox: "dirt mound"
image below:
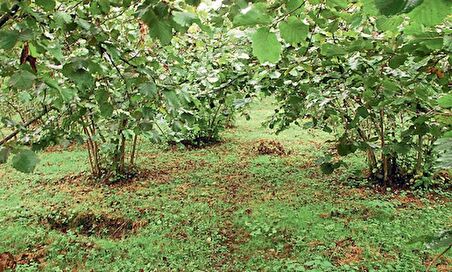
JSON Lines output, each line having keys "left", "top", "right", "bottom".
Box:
{"left": 255, "top": 139, "right": 287, "bottom": 156}
{"left": 0, "top": 252, "right": 15, "bottom": 272}
{"left": 43, "top": 212, "right": 147, "bottom": 239}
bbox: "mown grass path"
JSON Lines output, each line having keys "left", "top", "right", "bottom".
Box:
{"left": 0, "top": 99, "right": 450, "bottom": 271}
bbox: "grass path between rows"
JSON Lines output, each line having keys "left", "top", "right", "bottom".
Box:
{"left": 0, "top": 99, "right": 450, "bottom": 271}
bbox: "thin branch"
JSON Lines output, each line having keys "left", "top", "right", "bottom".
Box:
{"left": 0, "top": 0, "right": 21, "bottom": 29}
{"left": 426, "top": 244, "right": 451, "bottom": 272}
{"left": 0, "top": 108, "right": 50, "bottom": 146}
{"left": 101, "top": 45, "right": 126, "bottom": 82}
{"left": 271, "top": 0, "right": 306, "bottom": 28}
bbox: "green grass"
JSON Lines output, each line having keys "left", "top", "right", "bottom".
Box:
{"left": 0, "top": 98, "right": 450, "bottom": 271}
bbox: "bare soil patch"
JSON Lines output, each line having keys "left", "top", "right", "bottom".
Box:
{"left": 42, "top": 211, "right": 147, "bottom": 239}
{"left": 0, "top": 246, "right": 47, "bottom": 272}
{"left": 255, "top": 139, "right": 288, "bottom": 156}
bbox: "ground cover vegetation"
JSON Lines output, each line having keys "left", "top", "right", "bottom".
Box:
{"left": 0, "top": 0, "right": 451, "bottom": 271}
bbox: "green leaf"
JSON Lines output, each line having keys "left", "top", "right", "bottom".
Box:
{"left": 36, "top": 0, "right": 56, "bottom": 11}
{"left": 382, "top": 79, "right": 399, "bottom": 96}
{"left": 142, "top": 9, "right": 173, "bottom": 45}
{"left": 321, "top": 162, "right": 338, "bottom": 174}
{"left": 53, "top": 11, "right": 72, "bottom": 26}
{"left": 173, "top": 11, "right": 197, "bottom": 27}
{"left": 163, "top": 90, "right": 181, "bottom": 109}
{"left": 408, "top": 0, "right": 451, "bottom": 27}
{"left": 374, "top": 0, "right": 423, "bottom": 16}
{"left": 139, "top": 82, "right": 157, "bottom": 98}
{"left": 94, "top": 90, "right": 113, "bottom": 117}
{"left": 426, "top": 230, "right": 452, "bottom": 250}
{"left": 279, "top": 16, "right": 309, "bottom": 45}
{"left": 42, "top": 75, "right": 58, "bottom": 88}
{"left": 287, "top": 0, "right": 304, "bottom": 11}
{"left": 12, "top": 150, "right": 39, "bottom": 173}
{"left": 0, "top": 147, "right": 10, "bottom": 164}
{"left": 59, "top": 88, "right": 76, "bottom": 102}
{"left": 122, "top": 0, "right": 132, "bottom": 7}
{"left": 438, "top": 94, "right": 452, "bottom": 109}
{"left": 389, "top": 54, "right": 407, "bottom": 68}
{"left": 320, "top": 44, "right": 347, "bottom": 57}
{"left": 356, "top": 106, "right": 369, "bottom": 118}
{"left": 327, "top": 0, "right": 349, "bottom": 9}
{"left": 62, "top": 60, "right": 94, "bottom": 87}
{"left": 376, "top": 15, "right": 403, "bottom": 32}
{"left": 337, "top": 142, "right": 357, "bottom": 156}
{"left": 251, "top": 27, "right": 282, "bottom": 63}
{"left": 99, "top": 102, "right": 114, "bottom": 117}
{"left": 0, "top": 30, "right": 19, "bottom": 50}
{"left": 10, "top": 70, "right": 37, "bottom": 89}
{"left": 185, "top": 0, "right": 201, "bottom": 6}
{"left": 18, "top": 29, "right": 33, "bottom": 41}
{"left": 233, "top": 3, "right": 272, "bottom": 26}
{"left": 98, "top": 0, "right": 110, "bottom": 14}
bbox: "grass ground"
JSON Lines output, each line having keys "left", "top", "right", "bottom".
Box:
{"left": 0, "top": 98, "right": 450, "bottom": 271}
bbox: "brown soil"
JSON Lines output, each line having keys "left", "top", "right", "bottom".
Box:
{"left": 0, "top": 246, "right": 48, "bottom": 272}
{"left": 42, "top": 212, "right": 147, "bottom": 239}
{"left": 0, "top": 252, "right": 15, "bottom": 272}
{"left": 44, "top": 142, "right": 78, "bottom": 153}
{"left": 15, "top": 245, "right": 47, "bottom": 267}
{"left": 255, "top": 139, "right": 288, "bottom": 156}
{"left": 327, "top": 238, "right": 364, "bottom": 266}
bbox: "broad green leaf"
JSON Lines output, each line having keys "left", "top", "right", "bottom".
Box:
{"left": 122, "top": 0, "right": 132, "bottom": 7}
{"left": 95, "top": 89, "right": 109, "bottom": 102}
{"left": 320, "top": 162, "right": 342, "bottom": 174}
{"left": 426, "top": 230, "right": 452, "bottom": 250}
{"left": 18, "top": 29, "right": 33, "bottom": 41}
{"left": 173, "top": 11, "right": 197, "bottom": 27}
{"left": 327, "top": 0, "right": 349, "bottom": 9}
{"left": 287, "top": 0, "right": 304, "bottom": 11}
{"left": 408, "top": 0, "right": 451, "bottom": 27}
{"left": 376, "top": 15, "right": 403, "bottom": 32}
{"left": 47, "top": 45, "right": 64, "bottom": 62}
{"left": 185, "top": 0, "right": 201, "bottom": 6}
{"left": 76, "top": 18, "right": 91, "bottom": 30}
{"left": 139, "top": 82, "right": 157, "bottom": 98}
{"left": 36, "top": 0, "right": 56, "bottom": 11}
{"left": 444, "top": 35, "right": 452, "bottom": 51}
{"left": 0, "top": 147, "right": 9, "bottom": 164}
{"left": 389, "top": 54, "right": 407, "bottom": 68}
{"left": 10, "top": 70, "right": 37, "bottom": 89}
{"left": 337, "top": 142, "right": 357, "bottom": 156}
{"left": 361, "top": 0, "right": 379, "bottom": 15}
{"left": 251, "top": 27, "right": 282, "bottom": 63}
{"left": 62, "top": 61, "right": 94, "bottom": 87}
{"left": 374, "top": 0, "right": 423, "bottom": 16}
{"left": 393, "top": 142, "right": 411, "bottom": 155}
{"left": 356, "top": 106, "right": 369, "bottom": 118}
{"left": 320, "top": 44, "right": 347, "bottom": 57}
{"left": 53, "top": 11, "right": 72, "bottom": 26}
{"left": 438, "top": 94, "right": 452, "bottom": 109}
{"left": 382, "top": 80, "right": 399, "bottom": 96}
{"left": 163, "top": 90, "right": 181, "bottom": 109}
{"left": 279, "top": 16, "right": 309, "bottom": 45}
{"left": 99, "top": 102, "right": 114, "bottom": 117}
{"left": 98, "top": 0, "right": 110, "bottom": 14}
{"left": 0, "top": 30, "right": 19, "bottom": 50}
{"left": 12, "top": 150, "right": 39, "bottom": 173}
{"left": 233, "top": 3, "right": 272, "bottom": 26}
{"left": 142, "top": 10, "right": 173, "bottom": 45}
{"left": 43, "top": 76, "right": 60, "bottom": 90}
{"left": 60, "top": 88, "right": 76, "bottom": 102}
